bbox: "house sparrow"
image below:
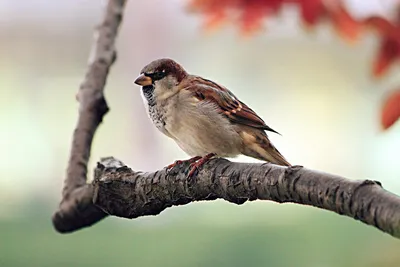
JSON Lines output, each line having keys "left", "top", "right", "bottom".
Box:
{"left": 134, "top": 58, "right": 290, "bottom": 176}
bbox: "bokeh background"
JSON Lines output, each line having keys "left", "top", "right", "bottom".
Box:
{"left": 1, "top": 0, "right": 400, "bottom": 266}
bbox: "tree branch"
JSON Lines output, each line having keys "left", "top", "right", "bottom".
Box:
{"left": 52, "top": 0, "right": 400, "bottom": 241}
{"left": 52, "top": 0, "right": 126, "bottom": 233}
{"left": 92, "top": 157, "right": 400, "bottom": 239}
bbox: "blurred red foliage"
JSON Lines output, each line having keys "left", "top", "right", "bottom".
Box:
{"left": 189, "top": 0, "right": 400, "bottom": 130}
{"left": 382, "top": 90, "right": 400, "bottom": 130}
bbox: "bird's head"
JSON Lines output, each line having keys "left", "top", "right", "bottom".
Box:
{"left": 134, "top": 58, "right": 188, "bottom": 101}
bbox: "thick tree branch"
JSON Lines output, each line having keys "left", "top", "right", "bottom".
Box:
{"left": 52, "top": 0, "right": 126, "bottom": 233}
{"left": 93, "top": 157, "right": 400, "bottom": 239}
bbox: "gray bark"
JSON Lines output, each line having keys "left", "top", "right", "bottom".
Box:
{"left": 92, "top": 157, "right": 400, "bottom": 239}
{"left": 52, "top": 0, "right": 126, "bottom": 233}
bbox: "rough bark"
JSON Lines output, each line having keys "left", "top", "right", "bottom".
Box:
{"left": 93, "top": 157, "right": 400, "bottom": 239}
{"left": 52, "top": 0, "right": 126, "bottom": 233}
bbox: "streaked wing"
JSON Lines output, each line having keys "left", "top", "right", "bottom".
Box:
{"left": 182, "top": 76, "right": 280, "bottom": 135}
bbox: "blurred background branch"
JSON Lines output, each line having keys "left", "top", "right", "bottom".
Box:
{"left": 52, "top": 0, "right": 126, "bottom": 233}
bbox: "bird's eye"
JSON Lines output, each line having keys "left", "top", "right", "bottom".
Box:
{"left": 146, "top": 71, "right": 167, "bottom": 81}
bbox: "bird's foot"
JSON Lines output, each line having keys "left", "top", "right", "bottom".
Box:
{"left": 166, "top": 156, "right": 202, "bottom": 170}
{"left": 187, "top": 153, "right": 216, "bottom": 177}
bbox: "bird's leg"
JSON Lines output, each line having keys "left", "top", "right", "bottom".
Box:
{"left": 187, "top": 153, "right": 216, "bottom": 177}
{"left": 166, "top": 156, "right": 202, "bottom": 170}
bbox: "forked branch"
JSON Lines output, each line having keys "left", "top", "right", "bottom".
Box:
{"left": 52, "top": 0, "right": 400, "bottom": 240}
{"left": 52, "top": 0, "right": 126, "bottom": 233}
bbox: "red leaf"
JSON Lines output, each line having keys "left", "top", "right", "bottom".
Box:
{"left": 188, "top": 0, "right": 232, "bottom": 12}
{"left": 365, "top": 16, "right": 400, "bottom": 77}
{"left": 187, "top": 0, "right": 232, "bottom": 29}
{"left": 203, "top": 10, "right": 226, "bottom": 30}
{"left": 238, "top": 0, "right": 270, "bottom": 34}
{"left": 365, "top": 16, "right": 394, "bottom": 36}
{"left": 373, "top": 36, "right": 400, "bottom": 77}
{"left": 381, "top": 90, "right": 400, "bottom": 129}
{"left": 327, "top": 4, "right": 362, "bottom": 42}
{"left": 298, "top": 0, "right": 325, "bottom": 26}
{"left": 188, "top": 0, "right": 285, "bottom": 34}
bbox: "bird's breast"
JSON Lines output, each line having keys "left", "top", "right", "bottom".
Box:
{"left": 141, "top": 86, "right": 168, "bottom": 134}
{"left": 163, "top": 97, "right": 243, "bottom": 157}
{"left": 148, "top": 105, "right": 166, "bottom": 131}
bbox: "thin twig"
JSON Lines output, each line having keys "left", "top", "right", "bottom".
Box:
{"left": 52, "top": 0, "right": 126, "bottom": 233}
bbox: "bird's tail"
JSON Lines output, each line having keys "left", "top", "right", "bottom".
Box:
{"left": 241, "top": 131, "right": 291, "bottom": 167}
{"left": 259, "top": 143, "right": 291, "bottom": 166}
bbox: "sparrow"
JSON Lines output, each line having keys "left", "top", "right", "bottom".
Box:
{"left": 134, "top": 58, "right": 290, "bottom": 176}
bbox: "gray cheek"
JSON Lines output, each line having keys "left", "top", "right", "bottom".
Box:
{"left": 163, "top": 80, "right": 173, "bottom": 90}
{"left": 165, "top": 76, "right": 178, "bottom": 89}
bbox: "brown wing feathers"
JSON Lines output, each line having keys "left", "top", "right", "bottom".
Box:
{"left": 188, "top": 76, "right": 280, "bottom": 135}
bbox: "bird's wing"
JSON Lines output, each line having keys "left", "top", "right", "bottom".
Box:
{"left": 181, "top": 76, "right": 280, "bottom": 135}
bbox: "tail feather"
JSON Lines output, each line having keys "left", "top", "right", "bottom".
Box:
{"left": 241, "top": 130, "right": 291, "bottom": 166}
{"left": 260, "top": 144, "right": 291, "bottom": 166}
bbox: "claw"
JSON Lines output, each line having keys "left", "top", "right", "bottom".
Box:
{"left": 187, "top": 153, "right": 216, "bottom": 177}
{"left": 166, "top": 156, "right": 202, "bottom": 170}
{"left": 166, "top": 160, "right": 183, "bottom": 170}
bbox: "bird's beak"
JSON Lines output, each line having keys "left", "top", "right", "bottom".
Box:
{"left": 134, "top": 74, "right": 152, "bottom": 86}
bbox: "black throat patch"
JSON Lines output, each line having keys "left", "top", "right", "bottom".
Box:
{"left": 142, "top": 85, "right": 155, "bottom": 106}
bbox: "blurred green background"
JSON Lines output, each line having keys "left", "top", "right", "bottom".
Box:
{"left": 1, "top": 1, "right": 400, "bottom": 266}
